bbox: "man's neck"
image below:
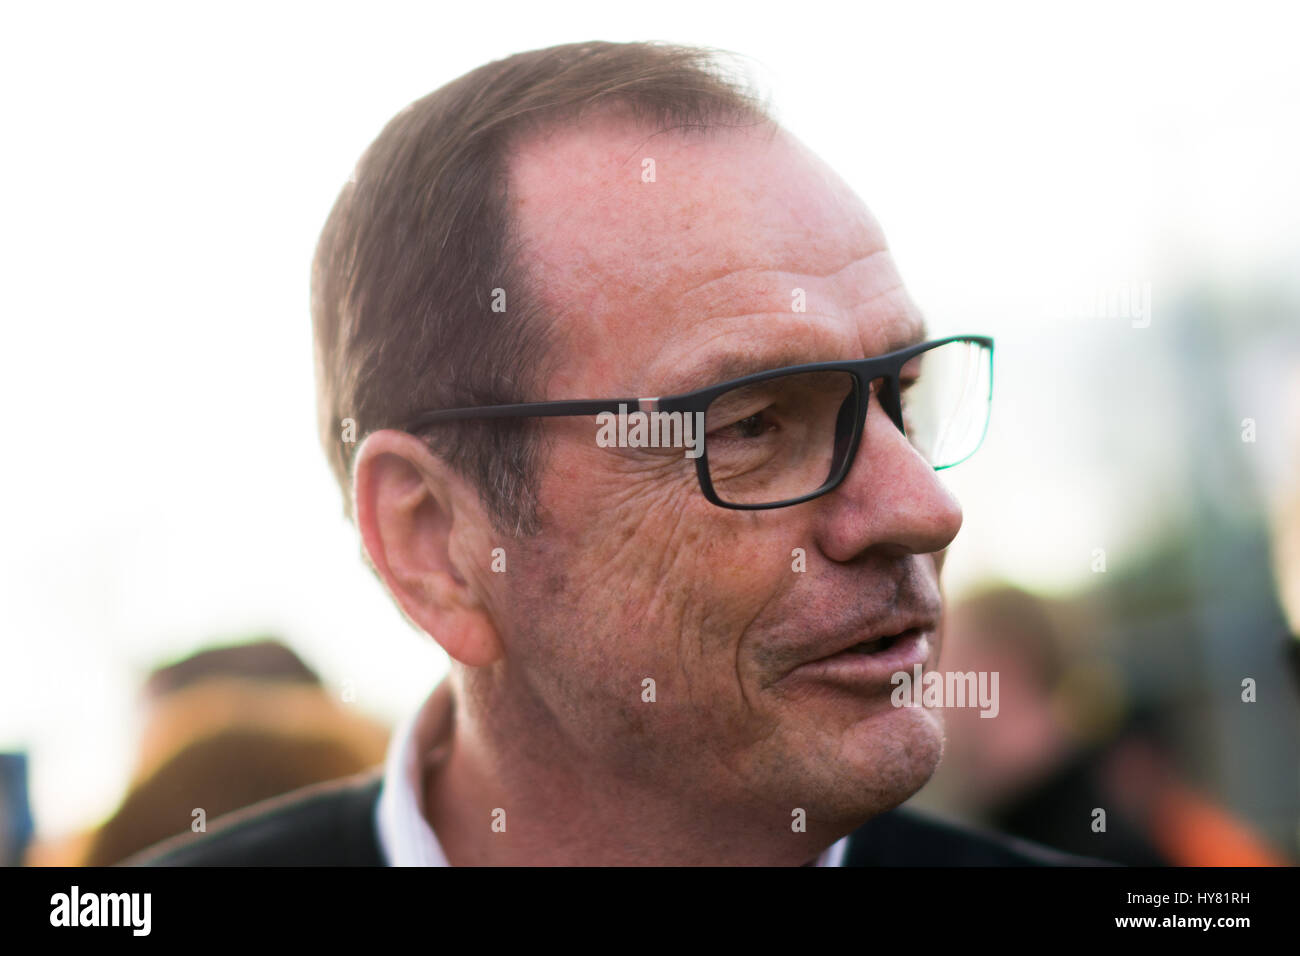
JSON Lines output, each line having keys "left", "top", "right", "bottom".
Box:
{"left": 423, "top": 690, "right": 845, "bottom": 866}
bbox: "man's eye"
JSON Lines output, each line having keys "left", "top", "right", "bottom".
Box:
{"left": 714, "top": 411, "right": 774, "bottom": 440}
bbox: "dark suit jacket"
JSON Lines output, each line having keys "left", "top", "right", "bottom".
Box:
{"left": 127, "top": 770, "right": 1107, "bottom": 866}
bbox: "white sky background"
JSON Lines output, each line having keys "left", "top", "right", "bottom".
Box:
{"left": 2, "top": 1, "right": 1298, "bottom": 837}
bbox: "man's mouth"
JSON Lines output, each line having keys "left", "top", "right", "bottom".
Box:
{"left": 841, "top": 630, "right": 911, "bottom": 654}
{"left": 782, "top": 626, "right": 933, "bottom": 692}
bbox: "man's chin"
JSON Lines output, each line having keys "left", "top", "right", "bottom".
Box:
{"left": 782, "top": 704, "right": 946, "bottom": 821}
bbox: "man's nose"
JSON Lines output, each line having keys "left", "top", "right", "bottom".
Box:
{"left": 814, "top": 390, "right": 964, "bottom": 563}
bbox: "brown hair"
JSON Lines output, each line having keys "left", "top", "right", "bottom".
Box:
{"left": 311, "top": 41, "right": 772, "bottom": 534}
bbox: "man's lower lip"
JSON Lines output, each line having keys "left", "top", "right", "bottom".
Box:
{"left": 783, "top": 630, "right": 932, "bottom": 690}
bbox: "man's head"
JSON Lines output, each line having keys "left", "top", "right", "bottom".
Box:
{"left": 314, "top": 41, "right": 966, "bottom": 860}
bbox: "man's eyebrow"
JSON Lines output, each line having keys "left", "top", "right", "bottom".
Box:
{"left": 657, "top": 348, "right": 820, "bottom": 396}
{"left": 656, "top": 325, "right": 929, "bottom": 396}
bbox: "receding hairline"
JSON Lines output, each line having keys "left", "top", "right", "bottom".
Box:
{"left": 311, "top": 41, "right": 781, "bottom": 531}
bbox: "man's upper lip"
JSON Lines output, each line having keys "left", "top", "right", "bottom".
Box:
{"left": 798, "top": 615, "right": 938, "bottom": 666}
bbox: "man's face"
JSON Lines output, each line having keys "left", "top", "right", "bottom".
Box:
{"left": 472, "top": 116, "right": 963, "bottom": 831}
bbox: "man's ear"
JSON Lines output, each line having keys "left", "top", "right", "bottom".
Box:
{"left": 352, "top": 429, "right": 504, "bottom": 667}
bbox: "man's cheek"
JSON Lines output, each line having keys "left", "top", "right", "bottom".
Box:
{"left": 537, "top": 454, "right": 789, "bottom": 670}
{"left": 572, "top": 471, "right": 707, "bottom": 579}
{"left": 689, "top": 519, "right": 798, "bottom": 627}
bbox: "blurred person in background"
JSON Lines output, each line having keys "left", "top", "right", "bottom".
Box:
{"left": 25, "top": 638, "right": 388, "bottom": 866}
{"left": 934, "top": 586, "right": 1290, "bottom": 866}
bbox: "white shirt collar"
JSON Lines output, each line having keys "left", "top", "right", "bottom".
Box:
{"left": 376, "top": 679, "right": 454, "bottom": 866}
{"left": 376, "top": 679, "right": 850, "bottom": 866}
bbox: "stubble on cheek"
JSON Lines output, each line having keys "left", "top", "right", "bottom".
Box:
{"left": 482, "top": 473, "right": 705, "bottom": 755}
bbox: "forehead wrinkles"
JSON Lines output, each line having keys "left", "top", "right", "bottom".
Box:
{"left": 674, "top": 250, "right": 894, "bottom": 322}
{"left": 843, "top": 253, "right": 927, "bottom": 356}
{"left": 649, "top": 251, "right": 920, "bottom": 371}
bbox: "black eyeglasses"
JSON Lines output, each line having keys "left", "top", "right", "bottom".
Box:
{"left": 401, "top": 334, "right": 993, "bottom": 510}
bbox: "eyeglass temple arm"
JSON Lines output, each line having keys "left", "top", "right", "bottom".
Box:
{"left": 404, "top": 396, "right": 650, "bottom": 430}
